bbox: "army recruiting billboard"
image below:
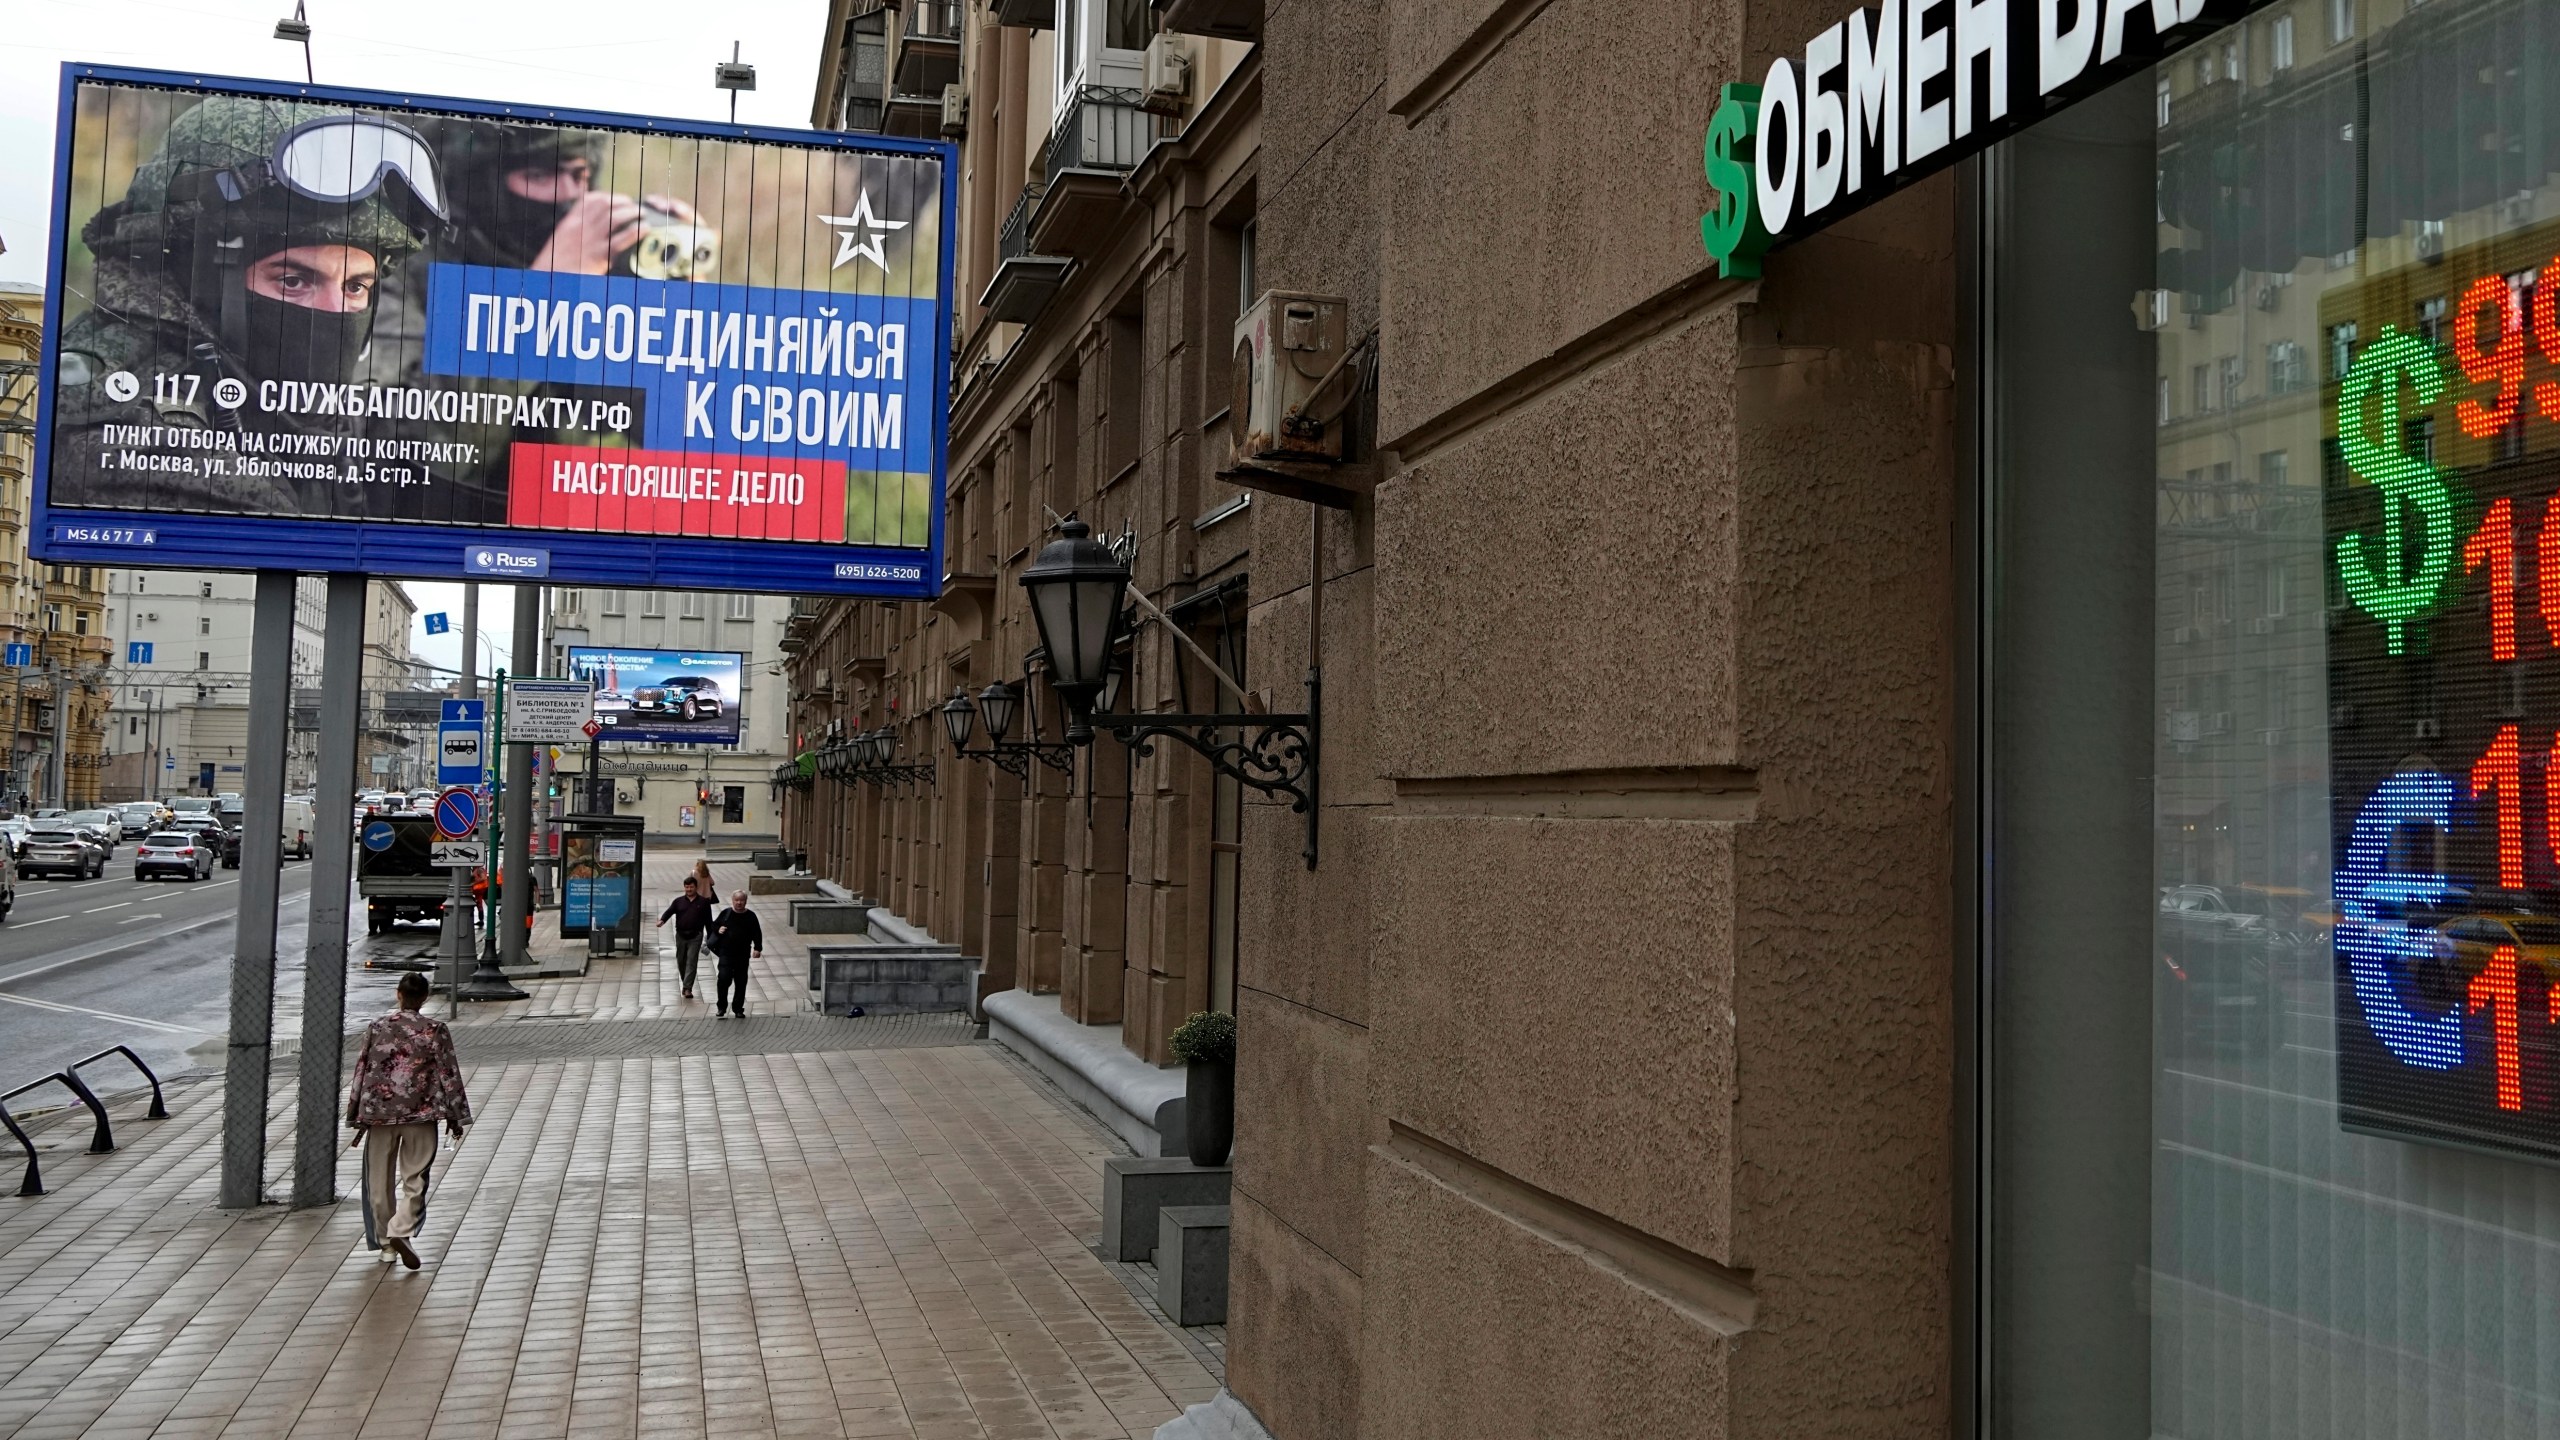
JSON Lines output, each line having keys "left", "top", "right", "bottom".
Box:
{"left": 31, "top": 65, "right": 952, "bottom": 598}
{"left": 566, "top": 646, "right": 743, "bottom": 746}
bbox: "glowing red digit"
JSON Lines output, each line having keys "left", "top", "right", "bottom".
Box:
{"left": 2536, "top": 260, "right": 2560, "bottom": 423}
{"left": 2468, "top": 945, "right": 2526, "bottom": 1112}
{"left": 2455, "top": 273, "right": 2526, "bottom": 439}
{"left": 2473, "top": 725, "right": 2525, "bottom": 889}
{"left": 2467, "top": 497, "right": 2518, "bottom": 661}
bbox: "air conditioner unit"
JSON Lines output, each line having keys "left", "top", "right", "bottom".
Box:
{"left": 1232, "top": 291, "right": 1349, "bottom": 465}
{"left": 1140, "top": 33, "right": 1192, "bottom": 115}
{"left": 2254, "top": 284, "right": 2284, "bottom": 311}
{"left": 940, "top": 84, "right": 968, "bottom": 137}
{"left": 2503, "top": 193, "right": 2535, "bottom": 229}
{"left": 144, "top": 612, "right": 158, "bottom": 622}
{"left": 2415, "top": 223, "right": 2447, "bottom": 261}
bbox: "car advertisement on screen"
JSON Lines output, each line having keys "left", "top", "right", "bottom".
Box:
{"left": 32, "top": 66, "right": 951, "bottom": 598}
{"left": 567, "top": 646, "right": 742, "bottom": 746}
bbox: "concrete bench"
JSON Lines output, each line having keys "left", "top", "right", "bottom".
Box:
{"left": 1155, "top": 1206, "right": 1230, "bottom": 1326}
{"left": 813, "top": 945, "right": 976, "bottom": 1015}
{"left": 788, "top": 899, "right": 873, "bottom": 935}
{"left": 1100, "top": 1157, "right": 1230, "bottom": 1263}
{"left": 747, "top": 873, "right": 820, "bottom": 896}
{"left": 805, "top": 941, "right": 962, "bottom": 992}
{"left": 749, "top": 847, "right": 792, "bottom": 870}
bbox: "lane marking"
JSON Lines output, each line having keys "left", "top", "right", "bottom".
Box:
{"left": 117, "top": 913, "right": 165, "bottom": 925}
{"left": 14, "top": 916, "right": 64, "bottom": 927}
{"left": 0, "top": 991, "right": 204, "bottom": 1034}
{"left": 0, "top": 887, "right": 310, "bottom": 988}
{"left": 83, "top": 902, "right": 133, "bottom": 914}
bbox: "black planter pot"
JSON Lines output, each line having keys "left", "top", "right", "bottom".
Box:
{"left": 1185, "top": 1058, "right": 1234, "bottom": 1167}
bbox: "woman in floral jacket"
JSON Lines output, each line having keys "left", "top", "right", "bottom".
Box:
{"left": 346, "top": 971, "right": 472, "bottom": 1269}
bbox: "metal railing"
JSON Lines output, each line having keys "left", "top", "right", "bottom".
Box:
{"left": 1043, "top": 85, "right": 1154, "bottom": 187}
{"left": 2, "top": 1045, "right": 165, "bottom": 1196}
{"left": 1000, "top": 182, "right": 1048, "bottom": 265}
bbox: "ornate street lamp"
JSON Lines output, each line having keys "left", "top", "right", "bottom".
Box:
{"left": 1019, "top": 514, "right": 1323, "bottom": 868}
{"left": 1018, "top": 518, "right": 1130, "bottom": 743}
{"left": 939, "top": 679, "right": 1073, "bottom": 780}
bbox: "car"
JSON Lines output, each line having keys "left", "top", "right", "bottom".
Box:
{"left": 66, "top": 809, "right": 122, "bottom": 857}
{"left": 2157, "top": 884, "right": 2264, "bottom": 931}
{"left": 20, "top": 828, "right": 105, "bottom": 880}
{"left": 165, "top": 798, "right": 214, "bottom": 825}
{"left": 631, "top": 675, "right": 724, "bottom": 721}
{"left": 0, "top": 817, "right": 28, "bottom": 856}
{"left": 115, "top": 802, "right": 165, "bottom": 839}
{"left": 31, "top": 807, "right": 67, "bottom": 822}
{"left": 133, "top": 830, "right": 216, "bottom": 881}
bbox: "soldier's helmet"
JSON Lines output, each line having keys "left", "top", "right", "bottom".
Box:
{"left": 88, "top": 94, "right": 444, "bottom": 269}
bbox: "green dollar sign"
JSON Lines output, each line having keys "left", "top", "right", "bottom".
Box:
{"left": 1700, "top": 85, "right": 1768, "bottom": 281}
{"left": 2334, "top": 325, "right": 2454, "bottom": 656}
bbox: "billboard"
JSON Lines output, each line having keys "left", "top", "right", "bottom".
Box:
{"left": 567, "top": 646, "right": 742, "bottom": 746}
{"left": 32, "top": 65, "right": 952, "bottom": 598}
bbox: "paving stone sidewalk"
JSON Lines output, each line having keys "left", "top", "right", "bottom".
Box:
{"left": 0, "top": 858, "right": 1217, "bottom": 1440}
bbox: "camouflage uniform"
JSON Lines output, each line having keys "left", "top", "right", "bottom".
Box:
{"left": 50, "top": 95, "right": 469, "bottom": 520}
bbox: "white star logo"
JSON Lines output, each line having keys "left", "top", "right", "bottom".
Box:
{"left": 817, "top": 190, "right": 910, "bottom": 273}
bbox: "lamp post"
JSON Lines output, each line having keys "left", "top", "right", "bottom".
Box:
{"left": 939, "top": 679, "right": 1073, "bottom": 780}
{"left": 1017, "top": 516, "right": 1322, "bottom": 868}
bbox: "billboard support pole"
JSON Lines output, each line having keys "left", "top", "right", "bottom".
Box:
{"left": 290, "top": 572, "right": 366, "bottom": 1208}
{"left": 459, "top": 668, "right": 526, "bottom": 1001}
{"left": 498, "top": 590, "right": 539, "bottom": 968}
{"left": 217, "top": 571, "right": 295, "bottom": 1209}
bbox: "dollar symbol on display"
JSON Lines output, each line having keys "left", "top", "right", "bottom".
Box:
{"left": 1700, "top": 84, "right": 1768, "bottom": 281}
{"left": 2335, "top": 326, "right": 2456, "bottom": 656}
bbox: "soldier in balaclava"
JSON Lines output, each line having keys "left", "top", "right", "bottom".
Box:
{"left": 51, "top": 95, "right": 450, "bottom": 518}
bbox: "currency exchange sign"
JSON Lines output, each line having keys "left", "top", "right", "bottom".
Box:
{"left": 30, "top": 65, "right": 954, "bottom": 601}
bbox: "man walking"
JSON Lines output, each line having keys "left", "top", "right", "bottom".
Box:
{"left": 657, "top": 874, "right": 716, "bottom": 998}
{"left": 346, "top": 972, "right": 472, "bottom": 1270}
{"left": 708, "top": 888, "right": 764, "bottom": 1018}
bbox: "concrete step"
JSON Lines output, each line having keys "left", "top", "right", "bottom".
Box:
{"left": 1155, "top": 1205, "right": 1230, "bottom": 1327}
{"left": 788, "top": 898, "right": 873, "bottom": 935}
{"left": 805, "top": 941, "right": 964, "bottom": 992}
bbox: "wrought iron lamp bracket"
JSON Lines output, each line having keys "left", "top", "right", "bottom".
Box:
{"left": 1091, "top": 668, "right": 1322, "bottom": 868}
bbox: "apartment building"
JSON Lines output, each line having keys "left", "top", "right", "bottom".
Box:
{"left": 0, "top": 281, "right": 111, "bottom": 808}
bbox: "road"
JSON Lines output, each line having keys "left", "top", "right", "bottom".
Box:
{"left": 0, "top": 845, "right": 411, "bottom": 1095}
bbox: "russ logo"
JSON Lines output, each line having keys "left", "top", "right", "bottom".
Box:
{"left": 1699, "top": 84, "right": 1768, "bottom": 281}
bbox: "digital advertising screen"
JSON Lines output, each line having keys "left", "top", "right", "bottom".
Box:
{"left": 31, "top": 65, "right": 951, "bottom": 598}
{"left": 2326, "top": 217, "right": 2560, "bottom": 1163}
{"left": 566, "top": 646, "right": 742, "bottom": 746}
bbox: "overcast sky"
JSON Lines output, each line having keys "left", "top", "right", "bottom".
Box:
{"left": 0, "top": 0, "right": 830, "bottom": 675}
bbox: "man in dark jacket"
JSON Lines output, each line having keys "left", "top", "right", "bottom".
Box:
{"left": 707, "top": 889, "right": 764, "bottom": 1017}
{"left": 656, "top": 874, "right": 716, "bottom": 999}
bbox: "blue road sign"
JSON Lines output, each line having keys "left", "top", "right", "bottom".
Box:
{"left": 163, "top": 750, "right": 174, "bottom": 771}
{"left": 424, "top": 613, "right": 450, "bottom": 636}
{"left": 126, "top": 641, "right": 152, "bottom": 664}
{"left": 4, "top": 644, "right": 28, "bottom": 668}
{"left": 434, "top": 787, "right": 481, "bottom": 840}
{"left": 438, "top": 722, "right": 485, "bottom": 787}
{"left": 441, "top": 698, "right": 485, "bottom": 725}
{"left": 362, "top": 820, "right": 396, "bottom": 852}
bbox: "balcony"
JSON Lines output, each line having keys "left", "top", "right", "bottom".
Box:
{"left": 1031, "top": 87, "right": 1155, "bottom": 257}
{"left": 982, "top": 182, "right": 1071, "bottom": 325}
{"left": 893, "top": 0, "right": 963, "bottom": 97}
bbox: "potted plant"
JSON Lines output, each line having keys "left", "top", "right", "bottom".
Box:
{"left": 1169, "top": 1010, "right": 1237, "bottom": 1166}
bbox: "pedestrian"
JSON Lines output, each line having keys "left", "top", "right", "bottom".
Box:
{"left": 657, "top": 873, "right": 715, "bottom": 999}
{"left": 691, "top": 858, "right": 715, "bottom": 895}
{"left": 708, "top": 888, "right": 764, "bottom": 1018}
{"left": 345, "top": 971, "right": 472, "bottom": 1270}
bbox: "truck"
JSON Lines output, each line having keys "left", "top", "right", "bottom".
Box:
{"left": 356, "top": 814, "right": 450, "bottom": 934}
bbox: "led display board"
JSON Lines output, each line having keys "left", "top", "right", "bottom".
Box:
{"left": 32, "top": 65, "right": 952, "bottom": 598}
{"left": 566, "top": 646, "right": 742, "bottom": 746}
{"left": 2327, "top": 218, "right": 2560, "bottom": 1162}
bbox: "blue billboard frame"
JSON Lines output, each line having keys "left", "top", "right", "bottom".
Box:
{"left": 30, "top": 63, "right": 955, "bottom": 600}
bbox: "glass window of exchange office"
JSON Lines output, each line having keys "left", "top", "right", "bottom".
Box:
{"left": 1975, "top": 0, "right": 2560, "bottom": 1432}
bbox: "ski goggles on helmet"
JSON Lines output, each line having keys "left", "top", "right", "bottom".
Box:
{"left": 182, "top": 114, "right": 448, "bottom": 229}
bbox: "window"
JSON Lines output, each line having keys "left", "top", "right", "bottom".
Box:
{"left": 135, "top": 575, "right": 145, "bottom": 593}
{"left": 2327, "top": 0, "right": 2352, "bottom": 43}
{"left": 2270, "top": 12, "right": 2296, "bottom": 68}
{"left": 2156, "top": 374, "right": 2173, "bottom": 426}
{"left": 2222, "top": 41, "right": 2239, "bottom": 80}
{"left": 2266, "top": 339, "right": 2309, "bottom": 393}
{"left": 2217, "top": 355, "right": 2244, "bottom": 408}
{"left": 2416, "top": 294, "right": 2447, "bottom": 345}
{"left": 195, "top": 651, "right": 208, "bottom": 672}
{"left": 1104, "top": 0, "right": 1152, "bottom": 48}
{"left": 600, "top": 590, "right": 624, "bottom": 616}
{"left": 642, "top": 591, "right": 665, "bottom": 618}
{"left": 681, "top": 592, "right": 702, "bottom": 620}
{"left": 43, "top": 604, "right": 58, "bottom": 632}
{"left": 2155, "top": 79, "right": 2173, "bottom": 128}
{"left": 727, "top": 594, "right": 754, "bottom": 621}
{"left": 2191, "top": 363, "right": 2214, "bottom": 413}
{"left": 199, "top": 582, "right": 212, "bottom": 598}
{"left": 2259, "top": 449, "right": 2290, "bottom": 488}
{"left": 2326, "top": 320, "right": 2358, "bottom": 380}
{"left": 2403, "top": 413, "right": 2435, "bottom": 466}
{"left": 198, "top": 616, "right": 211, "bottom": 636}
{"left": 74, "top": 610, "right": 90, "bottom": 636}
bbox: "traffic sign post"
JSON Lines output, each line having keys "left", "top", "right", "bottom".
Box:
{"left": 424, "top": 612, "right": 450, "bottom": 636}
{"left": 434, "top": 786, "right": 480, "bottom": 841}
{"left": 504, "top": 678, "right": 597, "bottom": 745}
{"left": 4, "top": 643, "right": 28, "bottom": 668}
{"left": 126, "top": 641, "right": 152, "bottom": 664}
{"left": 438, "top": 697, "right": 487, "bottom": 788}
{"left": 456, "top": 669, "right": 526, "bottom": 1001}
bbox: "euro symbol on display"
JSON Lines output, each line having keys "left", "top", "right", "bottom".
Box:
{"left": 1700, "top": 84, "right": 1768, "bottom": 281}
{"left": 2334, "top": 326, "right": 2456, "bottom": 656}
